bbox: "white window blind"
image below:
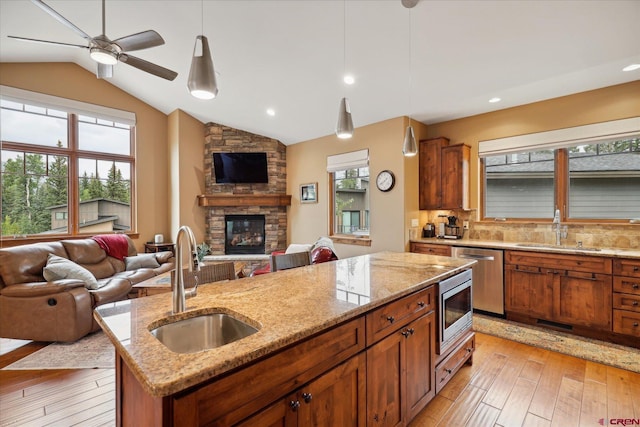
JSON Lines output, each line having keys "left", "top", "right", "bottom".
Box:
{"left": 326, "top": 149, "right": 369, "bottom": 172}
{"left": 0, "top": 85, "right": 136, "bottom": 125}
{"left": 478, "top": 117, "right": 640, "bottom": 157}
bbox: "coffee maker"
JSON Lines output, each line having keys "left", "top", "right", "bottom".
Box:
{"left": 444, "top": 215, "right": 462, "bottom": 239}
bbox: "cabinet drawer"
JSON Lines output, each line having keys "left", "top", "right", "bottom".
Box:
{"left": 410, "top": 242, "right": 451, "bottom": 257}
{"left": 435, "top": 332, "right": 475, "bottom": 394}
{"left": 613, "top": 258, "right": 640, "bottom": 279}
{"left": 613, "top": 309, "right": 640, "bottom": 337}
{"left": 366, "top": 286, "right": 434, "bottom": 345}
{"left": 613, "top": 276, "right": 640, "bottom": 296}
{"left": 613, "top": 293, "right": 640, "bottom": 312}
{"left": 505, "top": 251, "right": 611, "bottom": 274}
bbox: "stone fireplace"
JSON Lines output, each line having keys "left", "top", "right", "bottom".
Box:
{"left": 202, "top": 122, "right": 289, "bottom": 255}
{"left": 225, "top": 215, "right": 265, "bottom": 255}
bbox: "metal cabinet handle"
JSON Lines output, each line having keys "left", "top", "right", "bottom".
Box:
{"left": 417, "top": 301, "right": 425, "bottom": 308}
{"left": 290, "top": 400, "right": 300, "bottom": 411}
{"left": 302, "top": 392, "right": 312, "bottom": 403}
{"left": 633, "top": 322, "right": 639, "bottom": 327}
{"left": 387, "top": 316, "right": 395, "bottom": 323}
{"left": 633, "top": 266, "right": 639, "bottom": 272}
{"left": 633, "top": 283, "right": 639, "bottom": 289}
{"left": 401, "top": 330, "right": 410, "bottom": 338}
{"left": 445, "top": 368, "right": 452, "bottom": 374}
{"left": 633, "top": 301, "right": 639, "bottom": 306}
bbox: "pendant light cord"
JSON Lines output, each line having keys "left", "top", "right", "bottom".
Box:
{"left": 343, "top": 0, "right": 346, "bottom": 76}
{"left": 201, "top": 0, "right": 204, "bottom": 37}
{"left": 408, "top": 8, "right": 412, "bottom": 127}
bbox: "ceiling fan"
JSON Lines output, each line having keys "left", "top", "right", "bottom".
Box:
{"left": 8, "top": 0, "right": 178, "bottom": 81}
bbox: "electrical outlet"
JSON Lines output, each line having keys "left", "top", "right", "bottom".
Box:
{"left": 411, "top": 218, "right": 419, "bottom": 227}
{"left": 463, "top": 220, "right": 469, "bottom": 230}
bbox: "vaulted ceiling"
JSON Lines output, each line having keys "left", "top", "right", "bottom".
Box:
{"left": 1, "top": 0, "right": 638, "bottom": 145}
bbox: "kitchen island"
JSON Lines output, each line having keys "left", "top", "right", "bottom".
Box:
{"left": 95, "top": 251, "right": 475, "bottom": 426}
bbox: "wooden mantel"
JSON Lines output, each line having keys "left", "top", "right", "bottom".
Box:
{"left": 197, "top": 194, "right": 292, "bottom": 207}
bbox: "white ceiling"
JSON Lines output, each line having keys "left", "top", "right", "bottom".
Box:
{"left": 1, "top": 0, "right": 639, "bottom": 145}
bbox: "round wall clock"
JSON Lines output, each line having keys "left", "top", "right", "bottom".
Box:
{"left": 376, "top": 170, "right": 395, "bottom": 192}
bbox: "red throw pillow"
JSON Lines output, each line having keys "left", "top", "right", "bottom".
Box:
{"left": 311, "top": 246, "right": 338, "bottom": 264}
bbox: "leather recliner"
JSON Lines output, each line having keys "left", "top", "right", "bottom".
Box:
{"left": 0, "top": 236, "right": 174, "bottom": 342}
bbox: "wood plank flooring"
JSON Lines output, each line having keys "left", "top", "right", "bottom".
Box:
{"left": 1, "top": 332, "right": 638, "bottom": 426}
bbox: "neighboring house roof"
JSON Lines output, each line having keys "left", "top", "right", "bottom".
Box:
{"left": 47, "top": 198, "right": 130, "bottom": 210}
{"left": 487, "top": 152, "right": 640, "bottom": 174}
{"left": 43, "top": 215, "right": 124, "bottom": 234}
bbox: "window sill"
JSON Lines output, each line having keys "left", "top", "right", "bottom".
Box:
{"left": 330, "top": 235, "right": 372, "bottom": 247}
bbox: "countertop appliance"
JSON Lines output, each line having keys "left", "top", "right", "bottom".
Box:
{"left": 451, "top": 246, "right": 504, "bottom": 315}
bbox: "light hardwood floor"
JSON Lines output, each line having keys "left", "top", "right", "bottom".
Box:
{"left": 1, "top": 333, "right": 638, "bottom": 426}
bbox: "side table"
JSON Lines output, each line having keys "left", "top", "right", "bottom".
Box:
{"left": 144, "top": 242, "right": 175, "bottom": 255}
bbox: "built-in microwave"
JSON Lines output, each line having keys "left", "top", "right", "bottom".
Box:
{"left": 437, "top": 269, "right": 473, "bottom": 355}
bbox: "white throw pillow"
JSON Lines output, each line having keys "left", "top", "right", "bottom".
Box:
{"left": 43, "top": 254, "right": 101, "bottom": 290}
{"left": 125, "top": 253, "right": 160, "bottom": 271}
{"left": 285, "top": 243, "right": 313, "bottom": 254}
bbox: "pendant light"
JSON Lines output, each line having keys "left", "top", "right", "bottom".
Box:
{"left": 402, "top": 0, "right": 418, "bottom": 156}
{"left": 188, "top": 0, "right": 218, "bottom": 99}
{"left": 335, "top": 0, "right": 354, "bottom": 139}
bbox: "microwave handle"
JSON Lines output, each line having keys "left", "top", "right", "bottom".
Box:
{"left": 455, "top": 254, "right": 494, "bottom": 261}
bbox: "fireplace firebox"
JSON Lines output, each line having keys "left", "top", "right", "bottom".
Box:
{"left": 225, "top": 215, "right": 266, "bottom": 255}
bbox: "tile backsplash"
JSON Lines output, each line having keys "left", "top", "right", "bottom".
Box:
{"left": 420, "top": 209, "right": 639, "bottom": 249}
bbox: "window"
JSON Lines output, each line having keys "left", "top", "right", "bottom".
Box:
{"left": 481, "top": 118, "right": 640, "bottom": 222}
{"left": 1, "top": 93, "right": 135, "bottom": 239}
{"left": 332, "top": 167, "right": 370, "bottom": 236}
{"left": 327, "top": 149, "right": 370, "bottom": 241}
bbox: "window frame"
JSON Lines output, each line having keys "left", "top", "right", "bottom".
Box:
{"left": 1, "top": 102, "right": 137, "bottom": 244}
{"left": 481, "top": 145, "right": 638, "bottom": 224}
{"left": 328, "top": 171, "right": 372, "bottom": 247}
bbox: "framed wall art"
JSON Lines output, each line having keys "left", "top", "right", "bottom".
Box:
{"left": 300, "top": 182, "right": 318, "bottom": 204}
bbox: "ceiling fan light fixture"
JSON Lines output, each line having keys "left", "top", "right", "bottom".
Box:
{"left": 90, "top": 47, "right": 118, "bottom": 65}
{"left": 188, "top": 35, "right": 218, "bottom": 100}
{"left": 402, "top": 124, "right": 418, "bottom": 156}
{"left": 336, "top": 97, "right": 354, "bottom": 139}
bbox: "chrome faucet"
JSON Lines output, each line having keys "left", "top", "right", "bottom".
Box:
{"left": 172, "top": 225, "right": 201, "bottom": 314}
{"left": 552, "top": 209, "right": 567, "bottom": 246}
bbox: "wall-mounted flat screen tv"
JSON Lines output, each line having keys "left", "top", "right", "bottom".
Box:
{"left": 213, "top": 152, "right": 269, "bottom": 184}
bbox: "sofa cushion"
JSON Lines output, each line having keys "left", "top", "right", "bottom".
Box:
{"left": 62, "top": 239, "right": 117, "bottom": 279}
{"left": 0, "top": 242, "right": 68, "bottom": 287}
{"left": 285, "top": 243, "right": 313, "bottom": 254}
{"left": 310, "top": 236, "right": 338, "bottom": 264}
{"left": 43, "top": 254, "right": 102, "bottom": 290}
{"left": 125, "top": 253, "right": 160, "bottom": 271}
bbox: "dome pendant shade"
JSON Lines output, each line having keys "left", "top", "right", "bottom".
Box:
{"left": 188, "top": 35, "right": 218, "bottom": 100}
{"left": 402, "top": 125, "right": 418, "bottom": 156}
{"left": 336, "top": 97, "right": 354, "bottom": 139}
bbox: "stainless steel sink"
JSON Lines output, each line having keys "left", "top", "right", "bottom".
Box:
{"left": 150, "top": 312, "right": 259, "bottom": 354}
{"left": 515, "top": 243, "right": 601, "bottom": 252}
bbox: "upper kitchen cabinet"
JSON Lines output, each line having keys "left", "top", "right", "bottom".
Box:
{"left": 419, "top": 137, "right": 470, "bottom": 210}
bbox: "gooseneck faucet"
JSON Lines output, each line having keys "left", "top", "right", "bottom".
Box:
{"left": 172, "top": 225, "right": 201, "bottom": 314}
{"left": 552, "top": 209, "right": 566, "bottom": 246}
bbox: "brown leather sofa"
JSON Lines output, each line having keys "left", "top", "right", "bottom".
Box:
{"left": 0, "top": 236, "right": 174, "bottom": 342}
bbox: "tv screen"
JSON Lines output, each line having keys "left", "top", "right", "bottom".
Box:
{"left": 213, "top": 152, "right": 269, "bottom": 184}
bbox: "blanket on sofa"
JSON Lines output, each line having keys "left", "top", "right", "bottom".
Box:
{"left": 92, "top": 234, "right": 129, "bottom": 261}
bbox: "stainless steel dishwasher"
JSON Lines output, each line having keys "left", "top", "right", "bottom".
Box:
{"left": 451, "top": 246, "right": 504, "bottom": 315}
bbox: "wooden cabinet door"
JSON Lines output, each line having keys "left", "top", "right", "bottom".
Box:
{"left": 554, "top": 271, "right": 612, "bottom": 330}
{"left": 409, "top": 242, "right": 451, "bottom": 257}
{"left": 505, "top": 264, "right": 553, "bottom": 319}
{"left": 419, "top": 137, "right": 448, "bottom": 210}
{"left": 235, "top": 399, "right": 292, "bottom": 427}
{"left": 405, "top": 312, "right": 436, "bottom": 422}
{"left": 297, "top": 353, "right": 366, "bottom": 427}
{"left": 367, "top": 329, "right": 404, "bottom": 427}
{"left": 441, "top": 144, "right": 470, "bottom": 210}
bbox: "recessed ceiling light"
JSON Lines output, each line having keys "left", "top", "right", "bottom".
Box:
{"left": 266, "top": 108, "right": 275, "bottom": 116}
{"left": 622, "top": 63, "right": 640, "bottom": 72}
{"left": 343, "top": 75, "right": 355, "bottom": 85}
{"left": 489, "top": 97, "right": 501, "bottom": 103}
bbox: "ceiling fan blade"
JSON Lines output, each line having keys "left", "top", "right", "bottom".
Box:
{"left": 113, "top": 30, "right": 165, "bottom": 52}
{"left": 30, "top": 0, "right": 93, "bottom": 43}
{"left": 119, "top": 53, "right": 178, "bottom": 81}
{"left": 97, "top": 63, "right": 113, "bottom": 79}
{"left": 8, "top": 35, "right": 88, "bottom": 49}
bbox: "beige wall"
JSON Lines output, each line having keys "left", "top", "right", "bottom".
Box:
{"left": 167, "top": 110, "right": 206, "bottom": 244}
{"left": 424, "top": 80, "right": 640, "bottom": 216}
{"left": 287, "top": 117, "right": 428, "bottom": 258}
{"left": 0, "top": 62, "right": 170, "bottom": 251}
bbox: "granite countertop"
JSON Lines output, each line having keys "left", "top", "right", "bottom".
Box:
{"left": 94, "top": 251, "right": 474, "bottom": 398}
{"left": 410, "top": 238, "right": 640, "bottom": 259}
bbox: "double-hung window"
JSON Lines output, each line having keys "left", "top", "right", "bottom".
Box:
{"left": 481, "top": 118, "right": 640, "bottom": 222}
{"left": 327, "top": 149, "right": 370, "bottom": 241}
{"left": 1, "top": 86, "right": 136, "bottom": 240}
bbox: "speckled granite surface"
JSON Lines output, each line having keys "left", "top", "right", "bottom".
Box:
{"left": 94, "top": 251, "right": 474, "bottom": 397}
{"left": 410, "top": 238, "right": 640, "bottom": 259}
{"left": 474, "top": 314, "right": 640, "bottom": 373}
